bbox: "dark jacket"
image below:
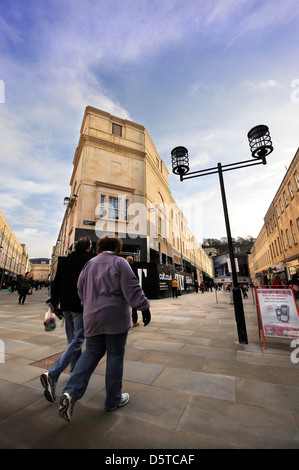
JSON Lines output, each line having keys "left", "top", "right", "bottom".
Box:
{"left": 51, "top": 251, "right": 92, "bottom": 312}
{"left": 20, "top": 276, "right": 33, "bottom": 291}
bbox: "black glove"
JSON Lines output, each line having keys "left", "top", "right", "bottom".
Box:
{"left": 142, "top": 308, "right": 151, "bottom": 326}
{"left": 46, "top": 298, "right": 57, "bottom": 309}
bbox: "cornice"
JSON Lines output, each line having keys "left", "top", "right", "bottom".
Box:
{"left": 95, "top": 181, "right": 135, "bottom": 194}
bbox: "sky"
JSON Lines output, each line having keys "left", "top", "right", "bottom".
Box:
{"left": 0, "top": 0, "right": 298, "bottom": 258}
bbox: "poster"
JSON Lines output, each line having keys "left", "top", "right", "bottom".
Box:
{"left": 255, "top": 287, "right": 299, "bottom": 348}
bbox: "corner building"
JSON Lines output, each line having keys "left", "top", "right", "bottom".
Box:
{"left": 53, "top": 106, "right": 213, "bottom": 298}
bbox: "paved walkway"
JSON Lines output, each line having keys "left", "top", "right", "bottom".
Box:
{"left": 0, "top": 287, "right": 298, "bottom": 450}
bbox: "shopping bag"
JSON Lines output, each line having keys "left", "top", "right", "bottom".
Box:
{"left": 43, "top": 308, "right": 56, "bottom": 332}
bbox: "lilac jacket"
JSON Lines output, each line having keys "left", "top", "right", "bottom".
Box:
{"left": 77, "top": 252, "right": 150, "bottom": 336}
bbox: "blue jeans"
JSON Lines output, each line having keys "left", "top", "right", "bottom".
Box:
{"left": 62, "top": 331, "right": 128, "bottom": 410}
{"left": 49, "top": 311, "right": 84, "bottom": 379}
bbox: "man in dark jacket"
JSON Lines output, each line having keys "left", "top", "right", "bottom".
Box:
{"left": 40, "top": 236, "right": 93, "bottom": 403}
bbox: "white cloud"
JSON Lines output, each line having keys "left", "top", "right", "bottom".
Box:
{"left": 240, "top": 79, "right": 282, "bottom": 90}
{"left": 0, "top": 0, "right": 299, "bottom": 259}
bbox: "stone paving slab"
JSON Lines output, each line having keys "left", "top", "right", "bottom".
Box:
{"left": 0, "top": 288, "right": 298, "bottom": 450}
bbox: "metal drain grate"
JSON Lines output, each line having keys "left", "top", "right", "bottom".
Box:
{"left": 30, "top": 352, "right": 71, "bottom": 373}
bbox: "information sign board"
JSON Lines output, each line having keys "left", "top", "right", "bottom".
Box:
{"left": 255, "top": 285, "right": 299, "bottom": 349}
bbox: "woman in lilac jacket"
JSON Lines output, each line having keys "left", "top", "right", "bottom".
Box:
{"left": 59, "top": 234, "right": 151, "bottom": 422}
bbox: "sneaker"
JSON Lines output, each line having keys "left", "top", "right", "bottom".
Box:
{"left": 106, "top": 392, "right": 130, "bottom": 411}
{"left": 40, "top": 372, "right": 57, "bottom": 403}
{"left": 133, "top": 321, "right": 139, "bottom": 327}
{"left": 59, "top": 393, "right": 75, "bottom": 422}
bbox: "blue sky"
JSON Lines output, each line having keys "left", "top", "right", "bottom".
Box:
{"left": 0, "top": 0, "right": 298, "bottom": 258}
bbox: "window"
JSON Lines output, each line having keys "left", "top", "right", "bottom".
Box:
{"left": 279, "top": 198, "right": 284, "bottom": 213}
{"left": 99, "top": 195, "right": 105, "bottom": 218}
{"left": 286, "top": 228, "right": 292, "bottom": 248}
{"left": 294, "top": 171, "right": 299, "bottom": 191}
{"left": 158, "top": 214, "right": 162, "bottom": 235}
{"left": 277, "top": 236, "right": 282, "bottom": 254}
{"left": 288, "top": 182, "right": 294, "bottom": 199}
{"left": 283, "top": 191, "right": 288, "bottom": 207}
{"left": 290, "top": 221, "right": 298, "bottom": 244}
{"left": 275, "top": 204, "right": 279, "bottom": 218}
{"left": 281, "top": 230, "right": 287, "bottom": 250}
{"left": 112, "top": 123, "right": 122, "bottom": 137}
{"left": 108, "top": 197, "right": 119, "bottom": 220}
{"left": 124, "top": 199, "right": 128, "bottom": 222}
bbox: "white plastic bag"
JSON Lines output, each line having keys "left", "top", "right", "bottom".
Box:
{"left": 43, "top": 308, "right": 56, "bottom": 331}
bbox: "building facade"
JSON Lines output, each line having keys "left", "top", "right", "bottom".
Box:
{"left": 30, "top": 258, "right": 51, "bottom": 284}
{"left": 249, "top": 148, "right": 299, "bottom": 284}
{"left": 52, "top": 106, "right": 213, "bottom": 297}
{"left": 0, "top": 210, "right": 30, "bottom": 288}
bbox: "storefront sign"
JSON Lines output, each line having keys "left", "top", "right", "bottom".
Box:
{"left": 255, "top": 286, "right": 299, "bottom": 349}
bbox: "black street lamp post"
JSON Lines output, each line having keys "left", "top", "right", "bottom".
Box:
{"left": 171, "top": 125, "right": 273, "bottom": 344}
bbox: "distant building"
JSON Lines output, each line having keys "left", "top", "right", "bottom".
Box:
{"left": 0, "top": 210, "right": 30, "bottom": 288}
{"left": 30, "top": 258, "right": 51, "bottom": 283}
{"left": 52, "top": 106, "right": 214, "bottom": 298}
{"left": 249, "top": 148, "right": 299, "bottom": 284}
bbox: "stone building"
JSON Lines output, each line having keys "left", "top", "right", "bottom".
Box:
{"left": 52, "top": 106, "right": 213, "bottom": 298}
{"left": 249, "top": 148, "right": 299, "bottom": 284}
{"left": 29, "top": 258, "right": 51, "bottom": 284}
{"left": 0, "top": 209, "right": 30, "bottom": 288}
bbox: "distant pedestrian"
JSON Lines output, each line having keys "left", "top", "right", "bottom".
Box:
{"left": 171, "top": 278, "right": 179, "bottom": 298}
{"left": 58, "top": 234, "right": 151, "bottom": 422}
{"left": 126, "top": 256, "right": 139, "bottom": 327}
{"left": 241, "top": 284, "right": 248, "bottom": 299}
{"left": 18, "top": 272, "right": 33, "bottom": 304}
{"left": 194, "top": 280, "right": 199, "bottom": 293}
{"left": 40, "top": 236, "right": 92, "bottom": 403}
{"left": 10, "top": 279, "right": 17, "bottom": 293}
{"left": 291, "top": 268, "right": 299, "bottom": 299}
{"left": 199, "top": 282, "right": 205, "bottom": 294}
{"left": 272, "top": 274, "right": 287, "bottom": 286}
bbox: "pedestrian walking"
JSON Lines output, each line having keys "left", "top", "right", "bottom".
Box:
{"left": 272, "top": 274, "right": 287, "bottom": 286}
{"left": 291, "top": 268, "right": 299, "bottom": 299}
{"left": 40, "top": 236, "right": 93, "bottom": 403}
{"left": 126, "top": 255, "right": 139, "bottom": 327}
{"left": 18, "top": 272, "right": 33, "bottom": 304}
{"left": 58, "top": 234, "right": 151, "bottom": 422}
{"left": 241, "top": 284, "right": 248, "bottom": 299}
{"left": 171, "top": 278, "right": 179, "bottom": 298}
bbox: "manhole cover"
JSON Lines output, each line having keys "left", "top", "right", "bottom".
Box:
{"left": 30, "top": 352, "right": 71, "bottom": 373}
